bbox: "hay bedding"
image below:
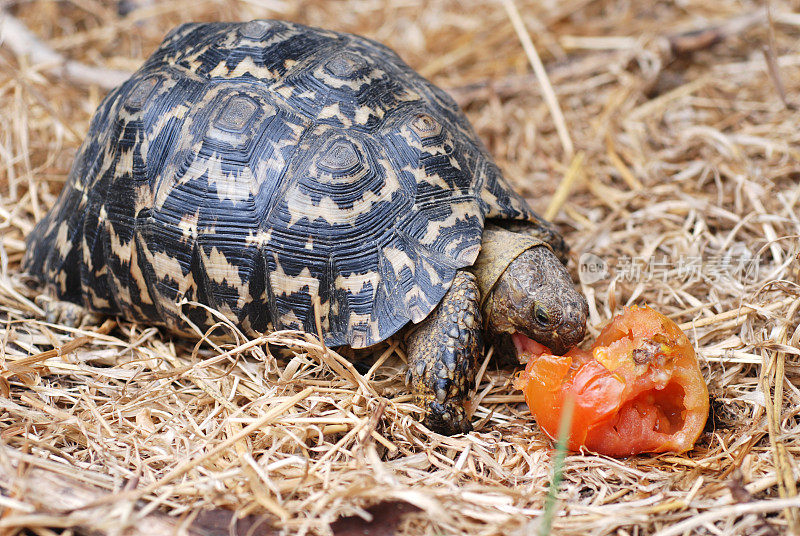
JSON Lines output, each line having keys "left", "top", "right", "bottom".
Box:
{"left": 0, "top": 0, "right": 799, "bottom": 534}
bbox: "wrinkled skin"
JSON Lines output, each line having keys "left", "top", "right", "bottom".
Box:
{"left": 487, "top": 247, "right": 588, "bottom": 355}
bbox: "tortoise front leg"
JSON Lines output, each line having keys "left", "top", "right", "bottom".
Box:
{"left": 405, "top": 270, "right": 482, "bottom": 435}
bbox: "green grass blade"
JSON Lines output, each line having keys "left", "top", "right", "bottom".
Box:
{"left": 538, "top": 395, "right": 575, "bottom": 536}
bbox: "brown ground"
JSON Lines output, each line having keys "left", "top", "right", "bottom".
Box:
{"left": 1, "top": 1, "right": 800, "bottom": 535}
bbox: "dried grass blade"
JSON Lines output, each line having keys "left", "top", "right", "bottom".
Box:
{"left": 501, "top": 0, "right": 574, "bottom": 158}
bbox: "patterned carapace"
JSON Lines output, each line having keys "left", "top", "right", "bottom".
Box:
{"left": 24, "top": 20, "right": 544, "bottom": 348}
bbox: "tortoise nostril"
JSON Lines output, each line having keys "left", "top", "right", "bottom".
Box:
{"left": 557, "top": 312, "right": 587, "bottom": 351}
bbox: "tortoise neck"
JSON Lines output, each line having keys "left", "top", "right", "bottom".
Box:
{"left": 470, "top": 224, "right": 549, "bottom": 309}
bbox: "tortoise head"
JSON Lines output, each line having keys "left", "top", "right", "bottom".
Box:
{"left": 485, "top": 246, "right": 588, "bottom": 355}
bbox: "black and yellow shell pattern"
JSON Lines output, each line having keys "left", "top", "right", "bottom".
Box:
{"left": 24, "top": 20, "right": 540, "bottom": 348}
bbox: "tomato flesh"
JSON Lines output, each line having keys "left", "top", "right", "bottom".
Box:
{"left": 513, "top": 306, "right": 709, "bottom": 456}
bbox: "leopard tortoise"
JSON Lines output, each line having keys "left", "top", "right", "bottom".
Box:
{"left": 24, "top": 20, "right": 588, "bottom": 434}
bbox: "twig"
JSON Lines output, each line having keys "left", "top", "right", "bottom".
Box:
{"left": 445, "top": 52, "right": 622, "bottom": 106}
{"left": 667, "top": 11, "right": 766, "bottom": 55}
{"left": 0, "top": 11, "right": 131, "bottom": 89}
{"left": 448, "top": 11, "right": 769, "bottom": 107}
{"left": 500, "top": 0, "right": 574, "bottom": 159}
{"left": 762, "top": 2, "right": 795, "bottom": 109}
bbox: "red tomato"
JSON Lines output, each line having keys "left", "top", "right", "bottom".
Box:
{"left": 513, "top": 306, "right": 709, "bottom": 456}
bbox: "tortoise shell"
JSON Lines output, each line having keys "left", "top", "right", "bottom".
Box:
{"left": 24, "top": 20, "right": 545, "bottom": 348}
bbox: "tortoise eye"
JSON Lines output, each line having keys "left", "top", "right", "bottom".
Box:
{"left": 534, "top": 305, "right": 550, "bottom": 326}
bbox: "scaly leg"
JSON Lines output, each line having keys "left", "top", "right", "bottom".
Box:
{"left": 405, "top": 270, "right": 482, "bottom": 435}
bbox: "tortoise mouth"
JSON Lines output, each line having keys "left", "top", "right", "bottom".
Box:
{"left": 512, "top": 332, "right": 560, "bottom": 359}
{"left": 511, "top": 330, "right": 570, "bottom": 358}
{"left": 512, "top": 332, "right": 549, "bottom": 358}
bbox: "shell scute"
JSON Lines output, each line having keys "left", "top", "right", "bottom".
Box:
{"left": 24, "top": 20, "right": 546, "bottom": 348}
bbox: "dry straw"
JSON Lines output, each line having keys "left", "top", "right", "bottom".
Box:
{"left": 1, "top": 0, "right": 800, "bottom": 534}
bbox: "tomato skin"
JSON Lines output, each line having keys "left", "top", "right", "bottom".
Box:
{"left": 514, "top": 306, "right": 709, "bottom": 456}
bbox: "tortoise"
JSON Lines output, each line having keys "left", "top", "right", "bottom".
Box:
{"left": 23, "top": 20, "right": 588, "bottom": 435}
